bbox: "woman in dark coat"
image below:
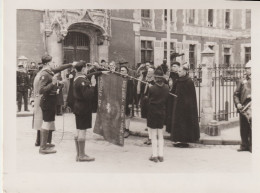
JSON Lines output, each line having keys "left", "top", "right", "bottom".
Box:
{"left": 147, "top": 68, "right": 169, "bottom": 163}
{"left": 171, "top": 65, "right": 200, "bottom": 147}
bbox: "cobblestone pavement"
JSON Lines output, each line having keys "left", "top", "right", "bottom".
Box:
{"left": 15, "top": 113, "right": 252, "bottom": 173}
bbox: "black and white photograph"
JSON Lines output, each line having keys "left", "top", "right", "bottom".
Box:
{"left": 2, "top": 0, "right": 260, "bottom": 193}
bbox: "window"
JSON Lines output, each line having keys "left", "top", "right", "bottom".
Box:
{"left": 246, "top": 9, "right": 251, "bottom": 29}
{"left": 164, "top": 42, "right": 175, "bottom": 61}
{"left": 141, "top": 40, "right": 153, "bottom": 63}
{"left": 164, "top": 9, "right": 173, "bottom": 21}
{"left": 189, "top": 44, "right": 196, "bottom": 69}
{"left": 225, "top": 9, "right": 230, "bottom": 29}
{"left": 208, "top": 9, "right": 213, "bottom": 27}
{"left": 209, "top": 45, "right": 214, "bottom": 50}
{"left": 245, "top": 47, "right": 251, "bottom": 64}
{"left": 224, "top": 48, "right": 231, "bottom": 67}
{"left": 188, "top": 10, "right": 195, "bottom": 24}
{"left": 141, "top": 10, "right": 150, "bottom": 18}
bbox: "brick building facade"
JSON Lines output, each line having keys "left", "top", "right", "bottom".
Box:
{"left": 17, "top": 9, "right": 251, "bottom": 69}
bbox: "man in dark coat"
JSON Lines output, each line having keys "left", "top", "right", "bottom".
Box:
{"left": 234, "top": 60, "right": 252, "bottom": 152}
{"left": 17, "top": 63, "right": 30, "bottom": 112}
{"left": 166, "top": 62, "right": 180, "bottom": 133}
{"left": 170, "top": 64, "right": 200, "bottom": 148}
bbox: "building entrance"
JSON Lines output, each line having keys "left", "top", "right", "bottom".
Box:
{"left": 63, "top": 31, "right": 90, "bottom": 63}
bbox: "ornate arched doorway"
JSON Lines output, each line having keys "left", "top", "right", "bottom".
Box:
{"left": 63, "top": 31, "right": 90, "bottom": 63}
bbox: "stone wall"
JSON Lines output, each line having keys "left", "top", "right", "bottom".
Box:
{"left": 17, "top": 9, "right": 45, "bottom": 64}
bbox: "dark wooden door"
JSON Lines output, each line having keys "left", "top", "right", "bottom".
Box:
{"left": 63, "top": 32, "right": 90, "bottom": 63}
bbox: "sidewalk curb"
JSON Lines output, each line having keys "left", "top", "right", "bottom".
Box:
{"left": 129, "top": 131, "right": 241, "bottom": 145}
{"left": 17, "top": 113, "right": 33, "bottom": 117}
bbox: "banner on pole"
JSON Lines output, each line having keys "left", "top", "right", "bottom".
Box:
{"left": 93, "top": 73, "right": 127, "bottom": 146}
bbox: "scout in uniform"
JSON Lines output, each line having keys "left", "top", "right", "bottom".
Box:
{"left": 73, "top": 61, "right": 109, "bottom": 162}
{"left": 38, "top": 54, "right": 64, "bottom": 154}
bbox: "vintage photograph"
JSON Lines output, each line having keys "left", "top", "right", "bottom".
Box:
{"left": 3, "top": 3, "right": 259, "bottom": 192}
{"left": 15, "top": 8, "right": 251, "bottom": 170}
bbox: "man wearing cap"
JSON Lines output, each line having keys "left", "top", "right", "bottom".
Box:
{"left": 33, "top": 56, "right": 74, "bottom": 148}
{"left": 38, "top": 54, "right": 73, "bottom": 154}
{"left": 73, "top": 61, "right": 109, "bottom": 162}
{"left": 17, "top": 62, "right": 30, "bottom": 112}
{"left": 234, "top": 60, "right": 252, "bottom": 152}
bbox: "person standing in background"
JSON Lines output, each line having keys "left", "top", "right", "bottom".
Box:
{"left": 170, "top": 64, "right": 200, "bottom": 148}
{"left": 17, "top": 63, "right": 30, "bottom": 112}
{"left": 234, "top": 60, "right": 252, "bottom": 152}
{"left": 147, "top": 68, "right": 169, "bottom": 162}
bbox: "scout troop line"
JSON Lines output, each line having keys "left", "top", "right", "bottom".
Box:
{"left": 28, "top": 53, "right": 252, "bottom": 163}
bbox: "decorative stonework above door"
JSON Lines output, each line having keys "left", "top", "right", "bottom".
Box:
{"left": 42, "top": 9, "right": 111, "bottom": 42}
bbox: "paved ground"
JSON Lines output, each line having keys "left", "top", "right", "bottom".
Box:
{"left": 15, "top": 113, "right": 251, "bottom": 173}
{"left": 2, "top": 113, "right": 255, "bottom": 193}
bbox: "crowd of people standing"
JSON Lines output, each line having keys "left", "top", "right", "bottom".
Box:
{"left": 17, "top": 53, "right": 202, "bottom": 163}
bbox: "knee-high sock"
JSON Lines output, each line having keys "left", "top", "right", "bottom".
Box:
{"left": 148, "top": 127, "right": 152, "bottom": 140}
{"left": 125, "top": 116, "right": 130, "bottom": 130}
{"left": 158, "top": 129, "right": 164, "bottom": 157}
{"left": 151, "top": 129, "right": 158, "bottom": 157}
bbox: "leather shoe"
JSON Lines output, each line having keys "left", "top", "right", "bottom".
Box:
{"left": 124, "top": 130, "right": 130, "bottom": 138}
{"left": 149, "top": 156, "right": 158, "bottom": 163}
{"left": 237, "top": 147, "right": 249, "bottom": 152}
{"left": 158, "top": 156, "right": 164, "bottom": 162}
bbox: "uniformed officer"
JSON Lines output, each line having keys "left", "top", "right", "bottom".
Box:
{"left": 17, "top": 63, "right": 30, "bottom": 112}
{"left": 38, "top": 54, "right": 63, "bottom": 154}
{"left": 73, "top": 61, "right": 109, "bottom": 162}
{"left": 234, "top": 60, "right": 252, "bottom": 152}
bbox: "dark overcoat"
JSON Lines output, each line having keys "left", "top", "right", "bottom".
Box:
{"left": 166, "top": 72, "right": 178, "bottom": 133}
{"left": 170, "top": 75, "right": 200, "bottom": 142}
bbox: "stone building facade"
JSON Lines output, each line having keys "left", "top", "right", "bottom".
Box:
{"left": 17, "top": 9, "right": 251, "bottom": 69}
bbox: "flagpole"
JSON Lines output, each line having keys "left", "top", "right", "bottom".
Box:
{"left": 167, "top": 9, "right": 171, "bottom": 68}
{"left": 84, "top": 64, "right": 178, "bottom": 97}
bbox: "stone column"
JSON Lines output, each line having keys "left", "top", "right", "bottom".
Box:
{"left": 46, "top": 31, "right": 63, "bottom": 68}
{"left": 98, "top": 36, "right": 109, "bottom": 62}
{"left": 133, "top": 23, "right": 141, "bottom": 66}
{"left": 200, "top": 47, "right": 215, "bottom": 132}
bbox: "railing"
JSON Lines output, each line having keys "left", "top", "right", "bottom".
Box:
{"left": 211, "top": 65, "right": 245, "bottom": 121}
{"left": 132, "top": 64, "right": 244, "bottom": 123}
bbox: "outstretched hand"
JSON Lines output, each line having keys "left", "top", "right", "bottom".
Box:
{"left": 102, "top": 71, "right": 110, "bottom": 75}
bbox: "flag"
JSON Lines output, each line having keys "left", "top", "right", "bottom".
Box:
{"left": 93, "top": 73, "right": 127, "bottom": 146}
